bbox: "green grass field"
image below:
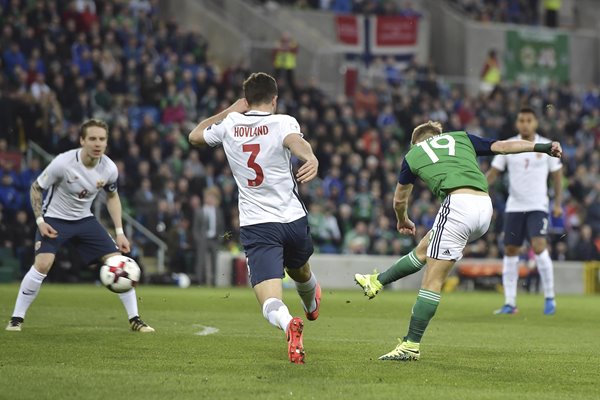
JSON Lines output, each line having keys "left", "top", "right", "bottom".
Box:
{"left": 0, "top": 284, "right": 597, "bottom": 400}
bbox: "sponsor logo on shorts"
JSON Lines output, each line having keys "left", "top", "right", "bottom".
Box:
{"left": 442, "top": 249, "right": 451, "bottom": 256}
{"left": 34, "top": 241, "right": 41, "bottom": 251}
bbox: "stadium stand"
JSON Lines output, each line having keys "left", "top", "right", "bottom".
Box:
{"left": 0, "top": 0, "right": 598, "bottom": 283}
{"left": 258, "top": 0, "right": 422, "bottom": 15}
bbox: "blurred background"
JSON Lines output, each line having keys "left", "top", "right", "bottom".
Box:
{"left": 0, "top": 0, "right": 598, "bottom": 292}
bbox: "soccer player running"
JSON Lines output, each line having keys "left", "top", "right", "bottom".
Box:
{"left": 358, "top": 121, "right": 561, "bottom": 361}
{"left": 189, "top": 72, "right": 321, "bottom": 364}
{"left": 6, "top": 119, "right": 154, "bottom": 333}
{"left": 488, "top": 107, "right": 563, "bottom": 315}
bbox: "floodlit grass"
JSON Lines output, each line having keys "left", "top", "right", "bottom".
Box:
{"left": 0, "top": 284, "right": 597, "bottom": 400}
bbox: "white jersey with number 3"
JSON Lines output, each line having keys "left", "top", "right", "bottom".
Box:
{"left": 491, "top": 134, "right": 562, "bottom": 212}
{"left": 203, "top": 110, "right": 307, "bottom": 226}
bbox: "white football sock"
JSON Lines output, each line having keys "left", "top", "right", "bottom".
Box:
{"left": 119, "top": 288, "right": 139, "bottom": 320}
{"left": 502, "top": 256, "right": 519, "bottom": 307}
{"left": 262, "top": 297, "right": 293, "bottom": 331}
{"left": 12, "top": 266, "right": 47, "bottom": 318}
{"left": 294, "top": 272, "right": 317, "bottom": 313}
{"left": 535, "top": 249, "right": 555, "bottom": 299}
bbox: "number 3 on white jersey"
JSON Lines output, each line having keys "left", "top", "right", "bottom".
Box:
{"left": 417, "top": 135, "right": 456, "bottom": 163}
{"left": 242, "top": 144, "right": 264, "bottom": 187}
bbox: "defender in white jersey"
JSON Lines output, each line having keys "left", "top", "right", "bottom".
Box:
{"left": 189, "top": 72, "right": 321, "bottom": 364}
{"left": 6, "top": 120, "right": 154, "bottom": 333}
{"left": 487, "top": 107, "right": 563, "bottom": 315}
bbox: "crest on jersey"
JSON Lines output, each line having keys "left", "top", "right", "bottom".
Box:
{"left": 96, "top": 180, "right": 105, "bottom": 189}
{"left": 536, "top": 153, "right": 542, "bottom": 159}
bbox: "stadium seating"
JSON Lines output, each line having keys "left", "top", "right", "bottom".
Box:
{"left": 0, "top": 0, "right": 598, "bottom": 284}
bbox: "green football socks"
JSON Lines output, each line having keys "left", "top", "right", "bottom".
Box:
{"left": 377, "top": 249, "right": 426, "bottom": 285}
{"left": 406, "top": 289, "right": 441, "bottom": 343}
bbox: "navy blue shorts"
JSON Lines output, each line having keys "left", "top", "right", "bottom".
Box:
{"left": 35, "top": 216, "right": 120, "bottom": 265}
{"left": 503, "top": 211, "right": 549, "bottom": 246}
{"left": 240, "top": 216, "right": 314, "bottom": 287}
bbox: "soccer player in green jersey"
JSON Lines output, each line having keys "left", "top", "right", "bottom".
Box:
{"left": 357, "top": 121, "right": 561, "bottom": 361}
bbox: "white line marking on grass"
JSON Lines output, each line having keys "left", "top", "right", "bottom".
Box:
{"left": 193, "top": 324, "right": 219, "bottom": 336}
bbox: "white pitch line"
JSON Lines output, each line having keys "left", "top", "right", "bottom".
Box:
{"left": 192, "top": 324, "right": 220, "bottom": 336}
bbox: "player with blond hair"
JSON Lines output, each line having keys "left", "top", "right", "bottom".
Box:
{"left": 356, "top": 121, "right": 561, "bottom": 361}
{"left": 6, "top": 119, "right": 154, "bottom": 333}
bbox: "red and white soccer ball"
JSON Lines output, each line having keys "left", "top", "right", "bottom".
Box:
{"left": 99, "top": 255, "right": 141, "bottom": 293}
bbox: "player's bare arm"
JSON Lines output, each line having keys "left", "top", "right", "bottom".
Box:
{"left": 551, "top": 168, "right": 563, "bottom": 217}
{"left": 393, "top": 183, "right": 416, "bottom": 236}
{"left": 486, "top": 167, "right": 501, "bottom": 185}
{"left": 189, "top": 98, "right": 249, "bottom": 146}
{"left": 283, "top": 134, "right": 318, "bottom": 183}
{"left": 30, "top": 180, "right": 58, "bottom": 238}
{"left": 491, "top": 140, "right": 562, "bottom": 158}
{"left": 106, "top": 191, "right": 130, "bottom": 253}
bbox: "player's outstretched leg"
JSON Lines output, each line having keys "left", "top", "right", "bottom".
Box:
{"left": 354, "top": 271, "right": 383, "bottom": 299}
{"left": 6, "top": 265, "right": 49, "bottom": 332}
{"left": 355, "top": 236, "right": 427, "bottom": 299}
{"left": 119, "top": 288, "right": 155, "bottom": 332}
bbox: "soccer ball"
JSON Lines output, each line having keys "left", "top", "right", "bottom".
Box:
{"left": 99, "top": 255, "right": 141, "bottom": 293}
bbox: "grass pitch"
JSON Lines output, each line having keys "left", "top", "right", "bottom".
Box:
{"left": 0, "top": 284, "right": 597, "bottom": 400}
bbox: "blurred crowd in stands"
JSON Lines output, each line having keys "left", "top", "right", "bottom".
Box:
{"left": 0, "top": 0, "right": 598, "bottom": 282}
{"left": 260, "top": 0, "right": 422, "bottom": 15}
{"left": 449, "top": 0, "right": 565, "bottom": 28}
{"left": 449, "top": 0, "right": 539, "bottom": 24}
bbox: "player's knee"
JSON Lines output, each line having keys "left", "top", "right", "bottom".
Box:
{"left": 286, "top": 263, "right": 311, "bottom": 281}
{"left": 414, "top": 236, "right": 429, "bottom": 262}
{"left": 421, "top": 279, "right": 444, "bottom": 293}
{"left": 504, "top": 245, "right": 520, "bottom": 256}
{"left": 101, "top": 251, "right": 121, "bottom": 263}
{"left": 531, "top": 239, "right": 547, "bottom": 254}
{"left": 33, "top": 261, "right": 52, "bottom": 275}
{"left": 34, "top": 257, "right": 54, "bottom": 274}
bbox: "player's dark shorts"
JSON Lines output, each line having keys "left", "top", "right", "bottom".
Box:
{"left": 240, "top": 216, "right": 314, "bottom": 287}
{"left": 503, "top": 211, "right": 549, "bottom": 246}
{"left": 35, "top": 216, "right": 120, "bottom": 264}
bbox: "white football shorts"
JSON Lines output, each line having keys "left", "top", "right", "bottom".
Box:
{"left": 427, "top": 194, "right": 493, "bottom": 261}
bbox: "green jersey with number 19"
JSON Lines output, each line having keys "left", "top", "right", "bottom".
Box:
{"left": 404, "top": 131, "right": 489, "bottom": 200}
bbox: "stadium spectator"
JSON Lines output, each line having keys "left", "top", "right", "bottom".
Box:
{"left": 166, "top": 216, "right": 194, "bottom": 275}
{"left": 571, "top": 225, "right": 598, "bottom": 261}
{"left": 272, "top": 32, "right": 298, "bottom": 94}
{"left": 193, "top": 187, "right": 225, "bottom": 286}
{"left": 544, "top": 0, "right": 560, "bottom": 27}
{"left": 480, "top": 50, "right": 501, "bottom": 94}
{"left": 13, "top": 210, "right": 34, "bottom": 275}
{"left": 449, "top": 0, "right": 542, "bottom": 24}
